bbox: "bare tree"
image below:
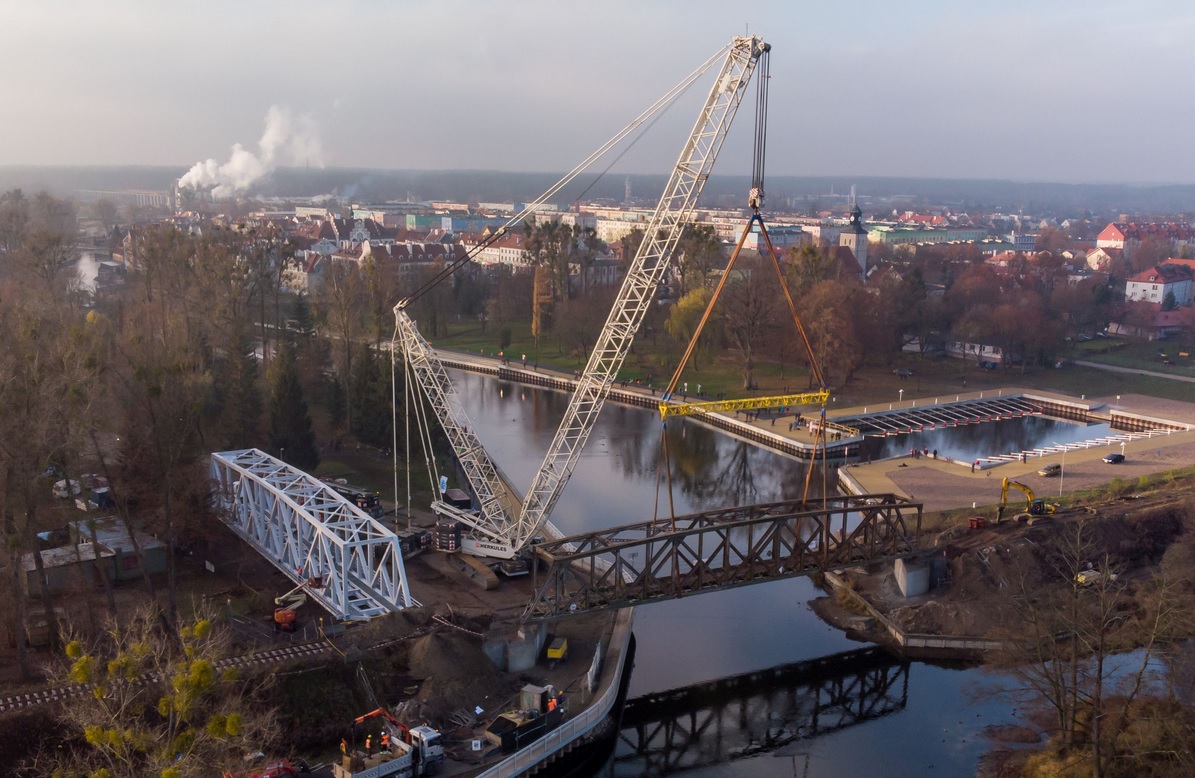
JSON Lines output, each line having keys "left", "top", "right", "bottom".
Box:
{"left": 716, "top": 262, "right": 778, "bottom": 389}
{"left": 35, "top": 601, "right": 278, "bottom": 778}
{"left": 313, "top": 261, "right": 367, "bottom": 428}
{"left": 992, "top": 518, "right": 1194, "bottom": 776}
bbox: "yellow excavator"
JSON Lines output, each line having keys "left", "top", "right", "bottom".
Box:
{"left": 997, "top": 478, "right": 1059, "bottom": 523}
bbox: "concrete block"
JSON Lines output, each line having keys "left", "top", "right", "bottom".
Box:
{"left": 895, "top": 558, "right": 930, "bottom": 597}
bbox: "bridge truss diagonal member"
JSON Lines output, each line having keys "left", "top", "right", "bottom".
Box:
{"left": 210, "top": 448, "right": 416, "bottom": 621}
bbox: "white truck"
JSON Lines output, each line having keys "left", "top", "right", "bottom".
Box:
{"left": 332, "top": 711, "right": 444, "bottom": 778}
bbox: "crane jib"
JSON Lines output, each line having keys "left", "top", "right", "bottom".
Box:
{"left": 393, "top": 36, "right": 769, "bottom": 557}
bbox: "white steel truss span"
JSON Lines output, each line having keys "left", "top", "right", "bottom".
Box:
{"left": 210, "top": 449, "right": 415, "bottom": 621}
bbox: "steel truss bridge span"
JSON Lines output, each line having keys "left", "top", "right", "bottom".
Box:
{"left": 523, "top": 494, "right": 920, "bottom": 621}
{"left": 618, "top": 646, "right": 908, "bottom": 774}
{"left": 210, "top": 449, "right": 415, "bottom": 621}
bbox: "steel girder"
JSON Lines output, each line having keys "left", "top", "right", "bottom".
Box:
{"left": 210, "top": 449, "right": 415, "bottom": 621}
{"left": 523, "top": 494, "right": 920, "bottom": 621}
{"left": 618, "top": 647, "right": 908, "bottom": 772}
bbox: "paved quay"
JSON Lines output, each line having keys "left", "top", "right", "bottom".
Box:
{"left": 841, "top": 392, "right": 1195, "bottom": 513}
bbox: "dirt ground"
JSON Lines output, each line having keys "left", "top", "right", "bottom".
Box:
{"left": 820, "top": 392, "right": 1195, "bottom": 642}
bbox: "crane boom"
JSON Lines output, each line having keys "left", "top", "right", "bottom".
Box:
{"left": 396, "top": 35, "right": 769, "bottom": 556}
{"left": 509, "top": 35, "right": 769, "bottom": 548}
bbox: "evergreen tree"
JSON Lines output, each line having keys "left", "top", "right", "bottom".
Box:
{"left": 325, "top": 374, "right": 346, "bottom": 430}
{"left": 349, "top": 343, "right": 393, "bottom": 449}
{"left": 267, "top": 343, "right": 319, "bottom": 470}
{"left": 214, "top": 332, "right": 263, "bottom": 449}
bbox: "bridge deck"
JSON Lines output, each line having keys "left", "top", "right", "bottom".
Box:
{"left": 524, "top": 494, "right": 920, "bottom": 621}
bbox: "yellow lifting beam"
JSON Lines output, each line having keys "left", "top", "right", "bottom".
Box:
{"left": 658, "top": 212, "right": 827, "bottom": 421}
{"left": 659, "top": 390, "right": 829, "bottom": 419}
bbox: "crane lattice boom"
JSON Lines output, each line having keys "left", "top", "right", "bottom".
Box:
{"left": 397, "top": 35, "right": 769, "bottom": 556}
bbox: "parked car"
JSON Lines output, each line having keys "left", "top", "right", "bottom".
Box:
{"left": 1038, "top": 463, "right": 1062, "bottom": 477}
{"left": 1103, "top": 452, "right": 1125, "bottom": 464}
{"left": 979, "top": 361, "right": 999, "bottom": 371}
{"left": 893, "top": 368, "right": 913, "bottom": 377}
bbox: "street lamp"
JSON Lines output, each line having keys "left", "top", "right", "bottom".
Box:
{"left": 1054, "top": 442, "right": 1066, "bottom": 497}
{"left": 899, "top": 389, "right": 904, "bottom": 403}
{"left": 1121, "top": 442, "right": 1126, "bottom": 458}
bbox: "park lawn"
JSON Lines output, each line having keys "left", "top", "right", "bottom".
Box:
{"left": 432, "top": 322, "right": 1195, "bottom": 409}
{"left": 1073, "top": 337, "right": 1195, "bottom": 377}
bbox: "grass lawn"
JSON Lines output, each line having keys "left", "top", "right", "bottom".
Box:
{"left": 1070, "top": 336, "right": 1195, "bottom": 378}
{"left": 429, "top": 320, "right": 1195, "bottom": 410}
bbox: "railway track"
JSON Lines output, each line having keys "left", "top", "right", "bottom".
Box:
{"left": 0, "top": 639, "right": 335, "bottom": 714}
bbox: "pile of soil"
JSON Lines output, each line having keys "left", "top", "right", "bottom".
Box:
{"left": 407, "top": 631, "right": 521, "bottom": 722}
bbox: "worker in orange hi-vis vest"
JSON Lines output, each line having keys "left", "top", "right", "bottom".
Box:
{"left": 340, "top": 738, "right": 347, "bottom": 755}
{"left": 381, "top": 731, "right": 391, "bottom": 751}
{"left": 365, "top": 734, "right": 372, "bottom": 756}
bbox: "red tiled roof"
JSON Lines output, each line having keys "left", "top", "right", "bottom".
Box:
{"left": 1127, "top": 264, "right": 1193, "bottom": 284}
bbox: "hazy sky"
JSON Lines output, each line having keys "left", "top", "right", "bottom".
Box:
{"left": 3, "top": 0, "right": 1193, "bottom": 185}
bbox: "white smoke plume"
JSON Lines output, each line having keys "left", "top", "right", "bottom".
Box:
{"left": 179, "top": 106, "right": 323, "bottom": 199}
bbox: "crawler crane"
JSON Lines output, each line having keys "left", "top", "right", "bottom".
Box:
{"left": 393, "top": 36, "right": 770, "bottom": 562}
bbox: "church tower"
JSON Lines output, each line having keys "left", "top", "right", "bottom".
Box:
{"left": 839, "top": 203, "right": 869, "bottom": 279}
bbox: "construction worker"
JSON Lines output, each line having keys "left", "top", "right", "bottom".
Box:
{"left": 340, "top": 738, "right": 347, "bottom": 755}
{"left": 365, "top": 734, "right": 372, "bottom": 757}
{"left": 380, "top": 731, "right": 390, "bottom": 751}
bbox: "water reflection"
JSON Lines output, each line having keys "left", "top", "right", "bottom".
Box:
{"left": 446, "top": 370, "right": 1017, "bottom": 777}
{"left": 451, "top": 371, "right": 817, "bottom": 532}
{"left": 862, "top": 415, "right": 1112, "bottom": 462}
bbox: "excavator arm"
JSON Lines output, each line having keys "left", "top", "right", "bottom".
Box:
{"left": 998, "top": 478, "right": 1056, "bottom": 522}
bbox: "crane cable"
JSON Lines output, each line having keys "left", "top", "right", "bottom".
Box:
{"left": 397, "top": 333, "right": 443, "bottom": 509}
{"left": 752, "top": 48, "right": 769, "bottom": 201}
{"left": 656, "top": 43, "right": 831, "bottom": 509}
{"left": 396, "top": 41, "right": 735, "bottom": 310}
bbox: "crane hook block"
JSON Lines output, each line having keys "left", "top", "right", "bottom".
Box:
{"left": 749, "top": 187, "right": 765, "bottom": 210}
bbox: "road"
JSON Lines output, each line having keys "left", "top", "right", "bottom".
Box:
{"left": 1074, "top": 359, "right": 1195, "bottom": 383}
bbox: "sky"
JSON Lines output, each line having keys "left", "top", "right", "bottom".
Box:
{"left": 3, "top": 0, "right": 1194, "bottom": 186}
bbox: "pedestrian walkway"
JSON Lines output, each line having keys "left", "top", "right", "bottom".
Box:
{"left": 1074, "top": 359, "right": 1195, "bottom": 384}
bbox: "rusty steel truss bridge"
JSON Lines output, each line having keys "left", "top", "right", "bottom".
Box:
{"left": 523, "top": 494, "right": 920, "bottom": 621}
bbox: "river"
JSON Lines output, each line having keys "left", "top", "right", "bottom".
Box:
{"left": 449, "top": 370, "right": 1025, "bottom": 776}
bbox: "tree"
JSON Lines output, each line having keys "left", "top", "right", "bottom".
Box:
{"left": 91, "top": 198, "right": 120, "bottom": 233}
{"left": 674, "top": 224, "right": 722, "bottom": 296}
{"left": 106, "top": 285, "right": 216, "bottom": 628}
{"left": 312, "top": 261, "right": 366, "bottom": 427}
{"left": 486, "top": 266, "right": 533, "bottom": 328}
{"left": 38, "top": 602, "right": 277, "bottom": 778}
{"left": 211, "top": 332, "right": 263, "bottom": 450}
{"left": 716, "top": 263, "right": 777, "bottom": 389}
{"left": 802, "top": 279, "right": 863, "bottom": 385}
{"left": 784, "top": 243, "right": 840, "bottom": 294}
{"left": 531, "top": 264, "right": 554, "bottom": 346}
{"left": 992, "top": 517, "right": 1193, "bottom": 776}
{"left": 0, "top": 188, "right": 29, "bottom": 254}
{"left": 267, "top": 344, "right": 319, "bottom": 471}
{"left": 349, "top": 344, "right": 394, "bottom": 449}
{"left": 664, "top": 287, "right": 713, "bottom": 371}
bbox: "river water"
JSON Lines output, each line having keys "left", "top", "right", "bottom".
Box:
{"left": 448, "top": 371, "right": 1040, "bottom": 776}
